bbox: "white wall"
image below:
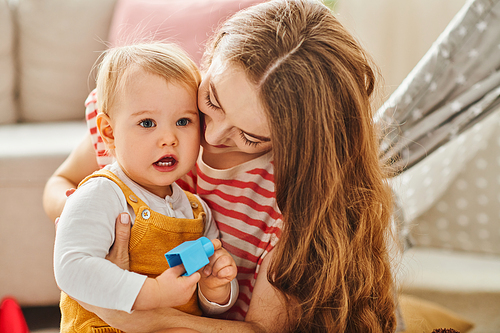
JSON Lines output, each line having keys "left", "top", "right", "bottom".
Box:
{"left": 336, "top": 0, "right": 467, "bottom": 100}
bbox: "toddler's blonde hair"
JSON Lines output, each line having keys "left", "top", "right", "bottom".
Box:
{"left": 96, "top": 42, "right": 201, "bottom": 115}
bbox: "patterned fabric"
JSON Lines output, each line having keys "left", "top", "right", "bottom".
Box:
{"left": 376, "top": 0, "right": 500, "bottom": 253}
{"left": 85, "top": 91, "right": 282, "bottom": 320}
{"left": 390, "top": 111, "right": 499, "bottom": 226}
{"left": 377, "top": 0, "right": 500, "bottom": 172}
{"left": 410, "top": 118, "right": 500, "bottom": 255}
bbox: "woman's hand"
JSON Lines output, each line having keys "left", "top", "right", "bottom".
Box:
{"left": 105, "top": 213, "right": 132, "bottom": 270}
{"left": 53, "top": 188, "right": 76, "bottom": 230}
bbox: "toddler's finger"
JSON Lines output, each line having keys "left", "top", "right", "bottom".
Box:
{"left": 182, "top": 272, "right": 201, "bottom": 288}
{"left": 212, "top": 255, "right": 235, "bottom": 274}
{"left": 211, "top": 239, "right": 222, "bottom": 251}
{"left": 169, "top": 264, "right": 187, "bottom": 277}
{"left": 216, "top": 266, "right": 237, "bottom": 280}
{"left": 203, "top": 262, "right": 213, "bottom": 277}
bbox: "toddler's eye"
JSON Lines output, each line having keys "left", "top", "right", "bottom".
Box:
{"left": 139, "top": 119, "right": 156, "bottom": 128}
{"left": 176, "top": 118, "right": 189, "bottom": 126}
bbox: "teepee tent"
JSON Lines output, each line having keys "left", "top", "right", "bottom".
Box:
{"left": 378, "top": 0, "right": 500, "bottom": 173}
{"left": 376, "top": 0, "right": 500, "bottom": 241}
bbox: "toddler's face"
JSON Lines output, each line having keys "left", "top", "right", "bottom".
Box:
{"left": 110, "top": 68, "right": 200, "bottom": 198}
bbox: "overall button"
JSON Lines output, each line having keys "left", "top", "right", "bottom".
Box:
{"left": 141, "top": 209, "right": 151, "bottom": 220}
{"left": 190, "top": 202, "right": 199, "bottom": 209}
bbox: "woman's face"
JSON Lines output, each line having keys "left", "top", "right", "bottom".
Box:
{"left": 198, "top": 57, "right": 272, "bottom": 166}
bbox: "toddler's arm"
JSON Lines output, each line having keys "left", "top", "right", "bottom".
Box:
{"left": 53, "top": 179, "right": 146, "bottom": 313}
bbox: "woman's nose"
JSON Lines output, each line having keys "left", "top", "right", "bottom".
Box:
{"left": 204, "top": 117, "right": 231, "bottom": 146}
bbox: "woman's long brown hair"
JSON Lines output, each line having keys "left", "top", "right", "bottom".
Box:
{"left": 203, "top": 1, "right": 397, "bottom": 331}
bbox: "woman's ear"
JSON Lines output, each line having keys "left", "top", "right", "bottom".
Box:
{"left": 96, "top": 113, "right": 115, "bottom": 150}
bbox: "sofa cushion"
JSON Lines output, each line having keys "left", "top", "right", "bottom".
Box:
{"left": 0, "top": 121, "right": 87, "bottom": 158}
{"left": 17, "top": 0, "right": 117, "bottom": 122}
{"left": 108, "top": 0, "right": 264, "bottom": 66}
{"left": 0, "top": 121, "right": 87, "bottom": 306}
{"left": 0, "top": 0, "right": 16, "bottom": 124}
{"left": 0, "top": 155, "right": 67, "bottom": 306}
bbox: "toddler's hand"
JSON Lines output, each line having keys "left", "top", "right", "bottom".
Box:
{"left": 155, "top": 265, "right": 200, "bottom": 308}
{"left": 134, "top": 265, "right": 200, "bottom": 310}
{"left": 199, "top": 240, "right": 237, "bottom": 304}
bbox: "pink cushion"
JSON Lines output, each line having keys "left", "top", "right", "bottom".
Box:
{"left": 108, "top": 0, "right": 264, "bottom": 66}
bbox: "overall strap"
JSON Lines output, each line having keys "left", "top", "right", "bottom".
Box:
{"left": 79, "top": 169, "right": 145, "bottom": 215}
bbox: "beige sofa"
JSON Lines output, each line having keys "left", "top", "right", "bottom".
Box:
{"left": 1, "top": 0, "right": 499, "bottom": 331}
{"left": 0, "top": 0, "right": 116, "bottom": 307}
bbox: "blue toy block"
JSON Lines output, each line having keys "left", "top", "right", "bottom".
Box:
{"left": 165, "top": 237, "right": 215, "bottom": 276}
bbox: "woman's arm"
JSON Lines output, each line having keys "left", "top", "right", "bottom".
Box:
{"left": 244, "top": 249, "right": 291, "bottom": 331}
{"left": 43, "top": 133, "right": 99, "bottom": 222}
{"left": 79, "top": 249, "right": 289, "bottom": 333}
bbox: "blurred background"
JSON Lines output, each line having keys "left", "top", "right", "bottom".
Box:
{"left": 1, "top": 0, "right": 499, "bottom": 332}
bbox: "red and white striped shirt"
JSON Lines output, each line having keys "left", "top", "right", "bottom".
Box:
{"left": 85, "top": 89, "right": 282, "bottom": 320}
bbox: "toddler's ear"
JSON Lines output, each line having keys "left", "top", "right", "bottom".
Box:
{"left": 96, "top": 113, "right": 115, "bottom": 150}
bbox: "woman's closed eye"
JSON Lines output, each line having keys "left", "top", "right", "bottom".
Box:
{"left": 138, "top": 118, "right": 156, "bottom": 128}
{"left": 240, "top": 131, "right": 261, "bottom": 147}
{"left": 204, "top": 90, "right": 219, "bottom": 110}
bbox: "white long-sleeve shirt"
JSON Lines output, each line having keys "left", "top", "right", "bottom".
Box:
{"left": 53, "top": 162, "right": 228, "bottom": 313}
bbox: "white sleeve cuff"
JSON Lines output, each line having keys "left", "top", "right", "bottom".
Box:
{"left": 198, "top": 279, "right": 239, "bottom": 316}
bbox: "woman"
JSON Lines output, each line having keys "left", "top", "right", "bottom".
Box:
{"left": 44, "top": 0, "right": 397, "bottom": 331}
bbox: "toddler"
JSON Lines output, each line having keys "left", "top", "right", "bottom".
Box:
{"left": 53, "top": 43, "right": 238, "bottom": 333}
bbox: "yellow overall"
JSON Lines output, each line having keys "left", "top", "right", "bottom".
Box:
{"left": 60, "top": 169, "right": 206, "bottom": 333}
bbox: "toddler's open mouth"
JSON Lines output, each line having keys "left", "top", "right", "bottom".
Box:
{"left": 155, "top": 156, "right": 177, "bottom": 167}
